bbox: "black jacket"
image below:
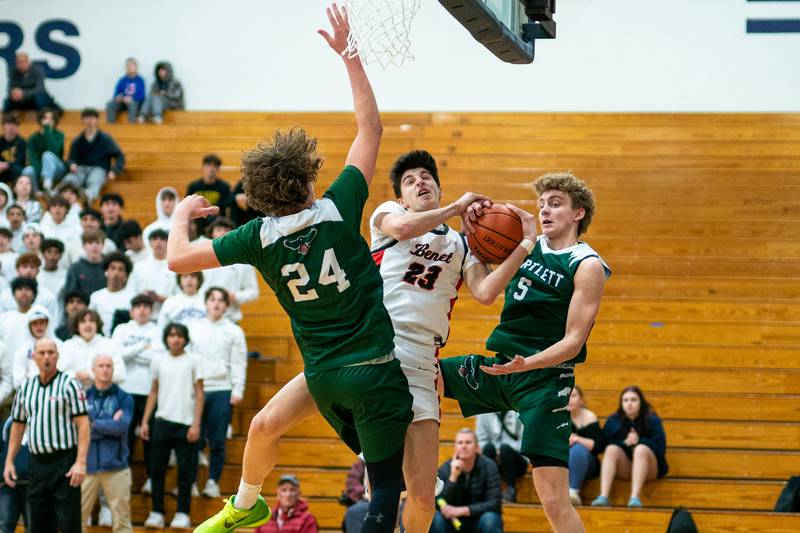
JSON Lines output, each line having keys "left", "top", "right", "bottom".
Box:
{"left": 438, "top": 454, "right": 502, "bottom": 517}
{"left": 67, "top": 131, "right": 125, "bottom": 173}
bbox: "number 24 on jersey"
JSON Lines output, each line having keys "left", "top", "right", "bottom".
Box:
{"left": 281, "top": 248, "right": 350, "bottom": 302}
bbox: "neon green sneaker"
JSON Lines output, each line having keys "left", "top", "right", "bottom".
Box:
{"left": 193, "top": 495, "right": 271, "bottom": 532}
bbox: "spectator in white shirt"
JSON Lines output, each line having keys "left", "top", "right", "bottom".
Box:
{"left": 188, "top": 287, "right": 247, "bottom": 499}
{"left": 142, "top": 187, "right": 178, "bottom": 244}
{"left": 89, "top": 252, "right": 135, "bottom": 336}
{"left": 141, "top": 322, "right": 203, "bottom": 529}
{"left": 0, "top": 337, "right": 10, "bottom": 406}
{"left": 37, "top": 238, "right": 67, "bottom": 298}
{"left": 0, "top": 278, "right": 38, "bottom": 364}
{"left": 6, "top": 205, "right": 26, "bottom": 253}
{"left": 12, "top": 304, "right": 62, "bottom": 388}
{"left": 20, "top": 223, "right": 44, "bottom": 257}
{"left": 202, "top": 218, "right": 259, "bottom": 322}
{"left": 0, "top": 253, "right": 59, "bottom": 326}
{"left": 59, "top": 308, "right": 125, "bottom": 388}
{"left": 57, "top": 182, "right": 85, "bottom": 226}
{"left": 0, "top": 227, "right": 18, "bottom": 281}
{"left": 120, "top": 221, "right": 150, "bottom": 264}
{"left": 65, "top": 208, "right": 116, "bottom": 266}
{"left": 129, "top": 229, "right": 176, "bottom": 322}
{"left": 39, "top": 195, "right": 81, "bottom": 247}
{"left": 112, "top": 293, "right": 163, "bottom": 492}
{"left": 157, "top": 272, "right": 205, "bottom": 331}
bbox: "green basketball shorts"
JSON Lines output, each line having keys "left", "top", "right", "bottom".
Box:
{"left": 440, "top": 353, "right": 575, "bottom": 464}
{"left": 306, "top": 357, "right": 414, "bottom": 463}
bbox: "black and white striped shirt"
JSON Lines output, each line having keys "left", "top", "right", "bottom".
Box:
{"left": 11, "top": 371, "right": 88, "bottom": 455}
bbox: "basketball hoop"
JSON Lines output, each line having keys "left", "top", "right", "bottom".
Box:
{"left": 343, "top": 0, "right": 421, "bottom": 69}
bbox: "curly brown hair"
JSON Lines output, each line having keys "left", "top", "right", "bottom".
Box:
{"left": 241, "top": 128, "right": 323, "bottom": 216}
{"left": 533, "top": 171, "right": 596, "bottom": 236}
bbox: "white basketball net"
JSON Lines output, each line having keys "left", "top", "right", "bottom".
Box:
{"left": 343, "top": 0, "right": 421, "bottom": 68}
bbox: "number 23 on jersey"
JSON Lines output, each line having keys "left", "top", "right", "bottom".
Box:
{"left": 281, "top": 248, "right": 351, "bottom": 302}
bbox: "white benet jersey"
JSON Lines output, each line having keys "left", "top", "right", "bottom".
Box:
{"left": 370, "top": 201, "right": 481, "bottom": 351}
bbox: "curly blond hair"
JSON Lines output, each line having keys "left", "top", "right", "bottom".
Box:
{"left": 241, "top": 128, "right": 323, "bottom": 216}
{"left": 533, "top": 172, "right": 595, "bottom": 236}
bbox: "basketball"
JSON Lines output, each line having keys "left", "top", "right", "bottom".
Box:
{"left": 466, "top": 204, "right": 524, "bottom": 264}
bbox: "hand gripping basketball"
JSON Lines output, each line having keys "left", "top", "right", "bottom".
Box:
{"left": 466, "top": 204, "right": 534, "bottom": 264}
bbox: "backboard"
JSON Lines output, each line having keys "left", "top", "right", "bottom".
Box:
{"left": 438, "top": 0, "right": 556, "bottom": 64}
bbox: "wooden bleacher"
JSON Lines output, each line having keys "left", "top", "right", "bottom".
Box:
{"left": 18, "top": 111, "right": 800, "bottom": 531}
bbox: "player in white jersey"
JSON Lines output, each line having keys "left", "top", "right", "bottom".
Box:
{"left": 251, "top": 150, "right": 533, "bottom": 532}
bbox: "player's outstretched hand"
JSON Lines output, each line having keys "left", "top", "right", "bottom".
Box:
{"left": 480, "top": 355, "right": 529, "bottom": 375}
{"left": 176, "top": 194, "right": 220, "bottom": 220}
{"left": 318, "top": 3, "right": 350, "bottom": 56}
{"left": 459, "top": 193, "right": 493, "bottom": 234}
{"left": 504, "top": 203, "right": 537, "bottom": 241}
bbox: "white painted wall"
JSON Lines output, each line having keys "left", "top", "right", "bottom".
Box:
{"left": 3, "top": 0, "right": 800, "bottom": 111}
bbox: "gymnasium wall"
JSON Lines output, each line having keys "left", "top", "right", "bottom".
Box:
{"left": 2, "top": 0, "right": 799, "bottom": 112}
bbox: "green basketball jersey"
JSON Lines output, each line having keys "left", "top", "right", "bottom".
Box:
{"left": 486, "top": 235, "right": 611, "bottom": 365}
{"left": 212, "top": 166, "right": 395, "bottom": 374}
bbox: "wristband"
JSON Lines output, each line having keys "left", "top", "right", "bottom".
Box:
{"left": 519, "top": 238, "right": 535, "bottom": 254}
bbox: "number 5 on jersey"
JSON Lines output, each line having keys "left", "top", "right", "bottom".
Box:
{"left": 281, "top": 248, "right": 351, "bottom": 302}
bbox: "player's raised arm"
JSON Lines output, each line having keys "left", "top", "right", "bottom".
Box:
{"left": 375, "top": 193, "right": 491, "bottom": 241}
{"left": 167, "top": 195, "right": 222, "bottom": 273}
{"left": 319, "top": 3, "right": 382, "bottom": 184}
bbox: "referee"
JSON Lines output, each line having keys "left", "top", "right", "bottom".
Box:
{"left": 3, "top": 338, "right": 89, "bottom": 532}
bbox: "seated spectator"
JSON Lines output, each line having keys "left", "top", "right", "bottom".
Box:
{"left": 120, "top": 220, "right": 149, "bottom": 263}
{"left": 106, "top": 58, "right": 146, "bottom": 124}
{"left": 432, "top": 428, "right": 502, "bottom": 533}
{"left": 89, "top": 252, "right": 135, "bottom": 336}
{"left": 0, "top": 227, "right": 18, "bottom": 280}
{"left": 57, "top": 182, "right": 84, "bottom": 226}
{"left": 100, "top": 193, "right": 126, "bottom": 250}
{"left": 0, "top": 182, "right": 13, "bottom": 227}
{"left": 65, "top": 209, "right": 116, "bottom": 265}
{"left": 3, "top": 52, "right": 57, "bottom": 113}
{"left": 255, "top": 474, "right": 318, "bottom": 533}
{"left": 12, "top": 305, "right": 59, "bottom": 388}
{"left": 229, "top": 179, "right": 264, "bottom": 227}
{"left": 81, "top": 354, "right": 133, "bottom": 532}
{"left": 20, "top": 223, "right": 44, "bottom": 257}
{"left": 141, "top": 323, "right": 203, "bottom": 529}
{"left": 476, "top": 411, "right": 528, "bottom": 503}
{"left": 112, "top": 294, "right": 162, "bottom": 493}
{"left": 0, "top": 114, "right": 26, "bottom": 186}
{"left": 6, "top": 205, "right": 25, "bottom": 252}
{"left": 0, "top": 417, "right": 29, "bottom": 532}
{"left": 0, "top": 252, "right": 59, "bottom": 326}
{"left": 143, "top": 187, "right": 178, "bottom": 242}
{"left": 59, "top": 309, "right": 125, "bottom": 388}
{"left": 60, "top": 108, "right": 125, "bottom": 202}
{"left": 12, "top": 176, "right": 40, "bottom": 224}
{"left": 203, "top": 218, "right": 259, "bottom": 322}
{"left": 188, "top": 287, "right": 247, "bottom": 499}
{"left": 186, "top": 154, "right": 229, "bottom": 234}
{"left": 341, "top": 459, "right": 369, "bottom": 533}
{"left": 129, "top": 229, "right": 176, "bottom": 322}
{"left": 37, "top": 238, "right": 68, "bottom": 306}
{"left": 568, "top": 386, "right": 604, "bottom": 506}
{"left": 591, "top": 386, "right": 669, "bottom": 508}
{"left": 22, "top": 108, "right": 65, "bottom": 191}
{"left": 0, "top": 278, "right": 38, "bottom": 363}
{"left": 55, "top": 290, "right": 88, "bottom": 341}
{"left": 157, "top": 272, "right": 206, "bottom": 330}
{"left": 40, "top": 195, "right": 80, "bottom": 245}
{"left": 139, "top": 61, "right": 184, "bottom": 125}
{"left": 64, "top": 229, "right": 107, "bottom": 302}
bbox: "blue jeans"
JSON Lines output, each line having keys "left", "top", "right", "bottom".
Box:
{"left": 3, "top": 92, "right": 51, "bottom": 112}
{"left": 0, "top": 484, "right": 27, "bottom": 532}
{"left": 430, "top": 510, "right": 503, "bottom": 533}
{"left": 568, "top": 443, "right": 599, "bottom": 490}
{"left": 60, "top": 165, "right": 107, "bottom": 201}
{"left": 200, "top": 390, "right": 232, "bottom": 481}
{"left": 345, "top": 499, "right": 369, "bottom": 533}
{"left": 106, "top": 99, "right": 140, "bottom": 123}
{"left": 22, "top": 151, "right": 66, "bottom": 190}
{"left": 140, "top": 94, "right": 166, "bottom": 119}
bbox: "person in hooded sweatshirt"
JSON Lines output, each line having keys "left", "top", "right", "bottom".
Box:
{"left": 143, "top": 186, "right": 178, "bottom": 244}
{"left": 112, "top": 293, "right": 163, "bottom": 493}
{"left": 138, "top": 61, "right": 184, "bottom": 125}
{"left": 157, "top": 271, "right": 205, "bottom": 331}
{"left": 0, "top": 181, "right": 14, "bottom": 228}
{"left": 188, "top": 287, "right": 247, "bottom": 499}
{"left": 12, "top": 304, "right": 62, "bottom": 389}
{"left": 129, "top": 229, "right": 177, "bottom": 322}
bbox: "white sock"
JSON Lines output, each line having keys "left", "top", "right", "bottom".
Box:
{"left": 235, "top": 479, "right": 262, "bottom": 510}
